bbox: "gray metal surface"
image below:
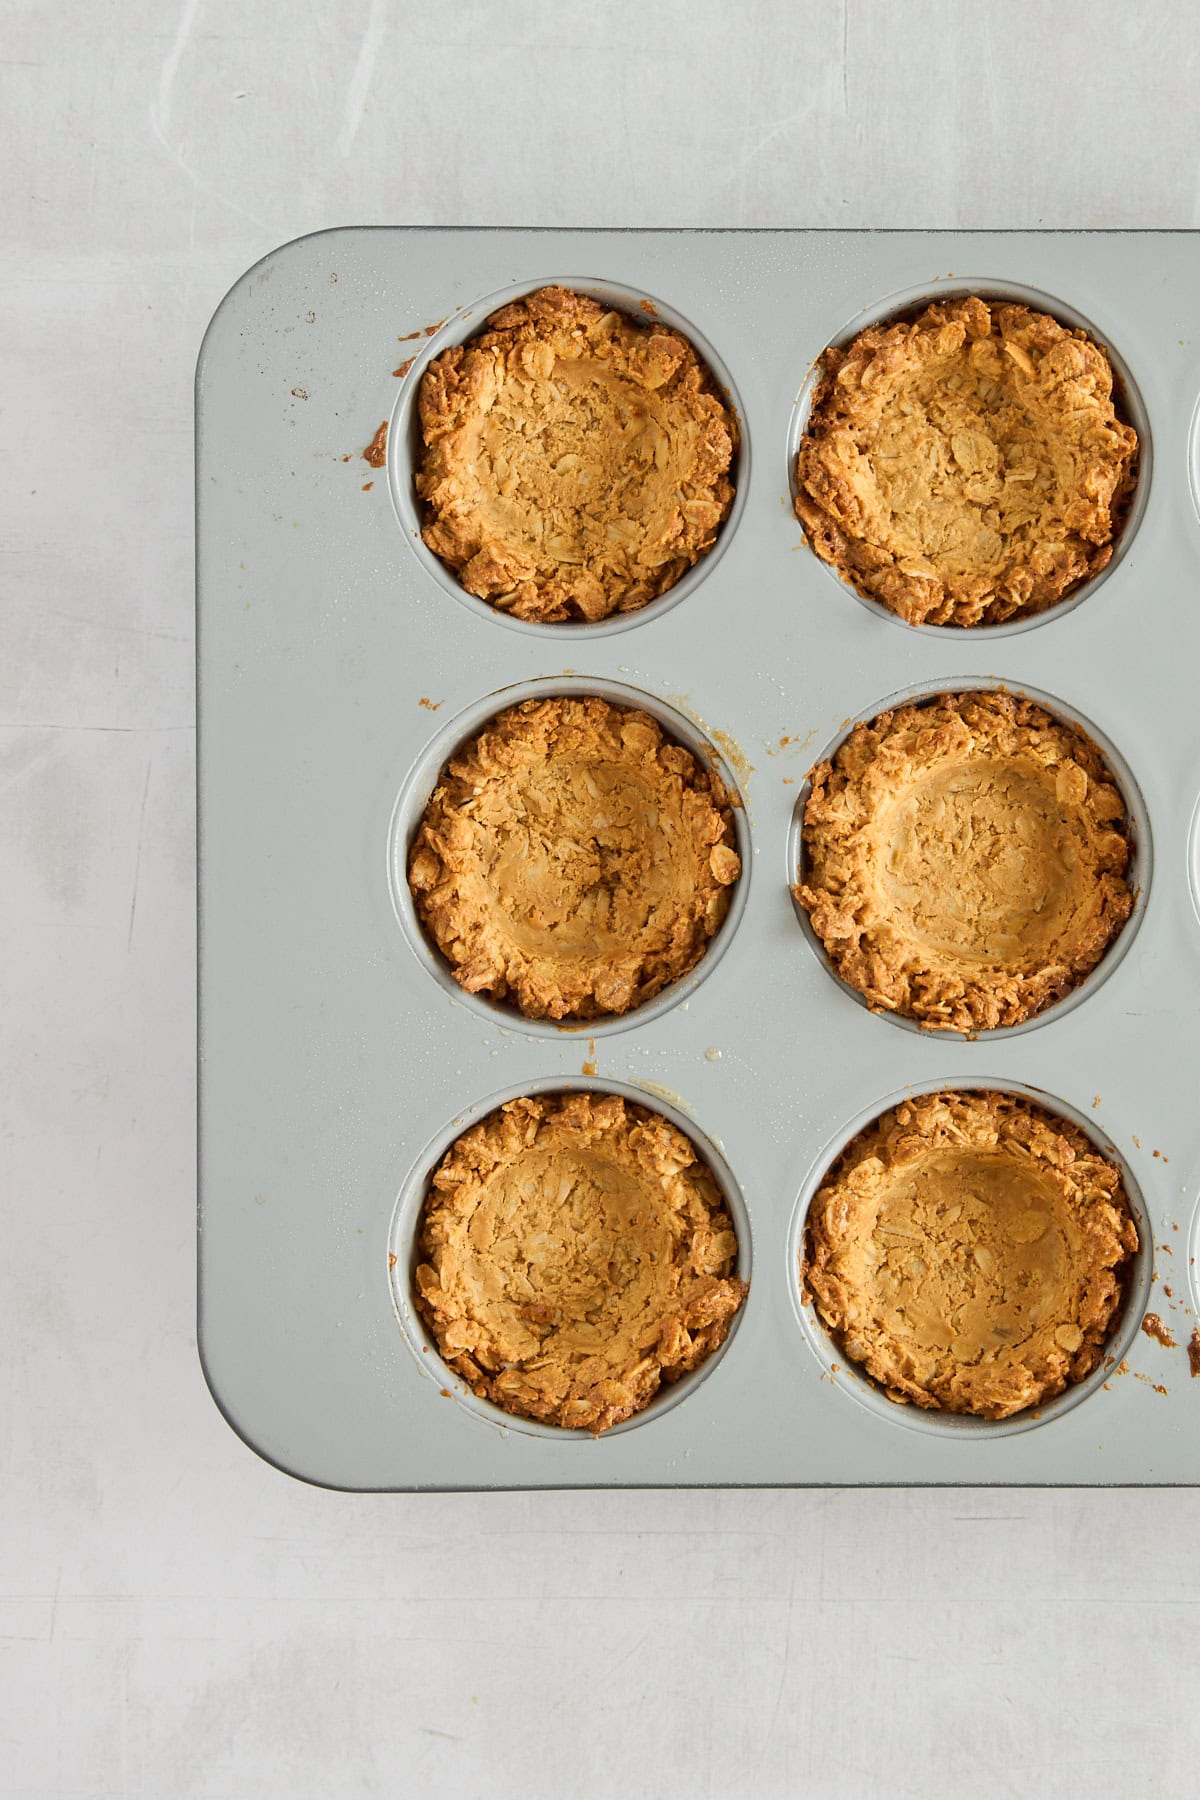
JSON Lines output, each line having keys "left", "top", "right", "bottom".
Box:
{"left": 197, "top": 229, "right": 1200, "bottom": 1489}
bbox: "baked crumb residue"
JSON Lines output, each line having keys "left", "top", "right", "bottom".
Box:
{"left": 802, "top": 1089, "right": 1138, "bottom": 1419}
{"left": 1189, "top": 1330, "right": 1200, "bottom": 1378}
{"left": 415, "top": 286, "right": 736, "bottom": 622}
{"left": 794, "top": 296, "right": 1138, "bottom": 627}
{"left": 363, "top": 420, "right": 388, "bottom": 467}
{"left": 408, "top": 696, "right": 741, "bottom": 1022}
{"left": 797, "top": 690, "right": 1133, "bottom": 1032}
{"left": 1142, "top": 1312, "right": 1177, "bottom": 1349}
{"left": 414, "top": 1091, "right": 747, "bottom": 1432}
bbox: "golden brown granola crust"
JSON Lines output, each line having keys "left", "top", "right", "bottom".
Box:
{"left": 797, "top": 690, "right": 1133, "bottom": 1033}
{"left": 794, "top": 297, "right": 1138, "bottom": 627}
{"left": 409, "top": 696, "right": 741, "bottom": 1022}
{"left": 415, "top": 1092, "right": 747, "bottom": 1432}
{"left": 803, "top": 1090, "right": 1138, "bottom": 1419}
{"left": 415, "top": 286, "right": 736, "bottom": 622}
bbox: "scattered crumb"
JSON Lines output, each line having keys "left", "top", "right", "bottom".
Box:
{"left": 361, "top": 481, "right": 373, "bottom": 491}
{"left": 440, "top": 1388, "right": 451, "bottom": 1398}
{"left": 1161, "top": 1243, "right": 1174, "bottom": 1254}
{"left": 782, "top": 776, "right": 795, "bottom": 785}
{"left": 388, "top": 1253, "right": 397, "bottom": 1269}
{"left": 1164, "top": 1286, "right": 1173, "bottom": 1299}
{"left": 1133, "top": 1135, "right": 1141, "bottom": 1149}
{"left": 1118, "top": 1358, "right": 1130, "bottom": 1375}
{"left": 1142, "top": 1313, "right": 1177, "bottom": 1349}
{"left": 1103, "top": 1381, "right": 1111, "bottom": 1391}
{"left": 639, "top": 298, "right": 658, "bottom": 317}
{"left": 1189, "top": 1330, "right": 1200, "bottom": 1378}
{"left": 830, "top": 1363, "right": 840, "bottom": 1374}
{"left": 291, "top": 386, "right": 308, "bottom": 400}
{"left": 1092, "top": 1095, "right": 1101, "bottom": 1109}
{"left": 398, "top": 328, "right": 423, "bottom": 342}
{"left": 424, "top": 319, "right": 446, "bottom": 335}
{"left": 1153, "top": 1149, "right": 1161, "bottom": 1159}
{"left": 1154, "top": 1384, "right": 1168, "bottom": 1396}
{"left": 393, "top": 357, "right": 416, "bottom": 377}
{"left": 705, "top": 1047, "right": 721, "bottom": 1062}
{"left": 341, "top": 453, "right": 352, "bottom": 462}
{"left": 767, "top": 729, "right": 819, "bottom": 759}
{"left": 418, "top": 696, "right": 442, "bottom": 711}
{"left": 363, "top": 420, "right": 388, "bottom": 467}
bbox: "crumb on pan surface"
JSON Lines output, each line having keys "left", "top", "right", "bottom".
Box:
{"left": 802, "top": 1089, "right": 1138, "bottom": 1420}
{"left": 414, "top": 1091, "right": 747, "bottom": 1432}
{"left": 796, "top": 690, "right": 1133, "bottom": 1033}
{"left": 408, "top": 695, "right": 741, "bottom": 1022}
{"left": 794, "top": 296, "right": 1138, "bottom": 627}
{"left": 415, "top": 285, "right": 736, "bottom": 622}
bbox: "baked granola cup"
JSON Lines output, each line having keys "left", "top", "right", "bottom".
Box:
{"left": 392, "top": 679, "right": 749, "bottom": 1034}
{"left": 792, "top": 1081, "right": 1149, "bottom": 1436}
{"left": 791, "top": 683, "right": 1149, "bottom": 1036}
{"left": 390, "top": 1079, "right": 751, "bottom": 1437}
{"left": 389, "top": 279, "right": 748, "bottom": 634}
{"left": 789, "top": 280, "right": 1147, "bottom": 632}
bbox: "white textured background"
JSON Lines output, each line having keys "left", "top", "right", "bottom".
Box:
{"left": 5, "top": 3, "right": 1200, "bottom": 1795}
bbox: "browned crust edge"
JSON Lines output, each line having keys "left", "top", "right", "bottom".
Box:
{"left": 801, "top": 1088, "right": 1139, "bottom": 1420}
{"left": 413, "top": 1091, "right": 748, "bottom": 1432}
{"left": 795, "top": 689, "right": 1134, "bottom": 1033}
{"left": 408, "top": 695, "right": 742, "bottom": 1022}
{"left": 415, "top": 285, "right": 737, "bottom": 623}
{"left": 793, "top": 296, "right": 1139, "bottom": 628}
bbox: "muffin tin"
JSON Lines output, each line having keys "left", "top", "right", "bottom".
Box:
{"left": 197, "top": 229, "right": 1200, "bottom": 1488}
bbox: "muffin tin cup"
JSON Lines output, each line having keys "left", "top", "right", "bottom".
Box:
{"left": 787, "top": 1076, "right": 1154, "bottom": 1440}
{"left": 386, "top": 275, "right": 751, "bottom": 639}
{"left": 388, "top": 676, "right": 752, "bottom": 1039}
{"left": 198, "top": 227, "right": 1200, "bottom": 1489}
{"left": 786, "top": 275, "right": 1153, "bottom": 638}
{"left": 387, "top": 1075, "right": 753, "bottom": 1441}
{"left": 787, "top": 675, "right": 1154, "bottom": 1040}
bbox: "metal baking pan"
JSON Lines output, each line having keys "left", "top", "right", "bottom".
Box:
{"left": 197, "top": 228, "right": 1200, "bottom": 1488}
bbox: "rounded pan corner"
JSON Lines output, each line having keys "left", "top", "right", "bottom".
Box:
{"left": 194, "top": 224, "right": 370, "bottom": 389}
{"left": 194, "top": 1315, "right": 381, "bottom": 1494}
